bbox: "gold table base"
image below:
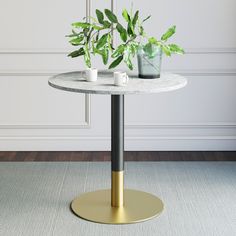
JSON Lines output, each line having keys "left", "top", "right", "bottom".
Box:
{"left": 71, "top": 189, "right": 164, "bottom": 224}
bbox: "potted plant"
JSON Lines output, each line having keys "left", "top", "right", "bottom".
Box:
{"left": 137, "top": 25, "right": 185, "bottom": 78}
{"left": 67, "top": 9, "right": 116, "bottom": 81}
{"left": 67, "top": 7, "right": 184, "bottom": 79}
{"left": 67, "top": 10, "right": 114, "bottom": 68}
{"left": 108, "top": 9, "right": 185, "bottom": 78}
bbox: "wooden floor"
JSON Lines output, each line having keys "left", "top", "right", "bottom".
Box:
{"left": 0, "top": 151, "right": 235, "bottom": 161}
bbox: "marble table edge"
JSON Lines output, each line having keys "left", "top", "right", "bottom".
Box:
{"left": 48, "top": 71, "right": 187, "bottom": 95}
{"left": 48, "top": 80, "right": 187, "bottom": 95}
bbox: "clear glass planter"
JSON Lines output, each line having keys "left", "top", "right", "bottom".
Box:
{"left": 137, "top": 46, "right": 162, "bottom": 79}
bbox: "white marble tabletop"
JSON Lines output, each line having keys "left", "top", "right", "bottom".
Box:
{"left": 48, "top": 71, "right": 187, "bottom": 95}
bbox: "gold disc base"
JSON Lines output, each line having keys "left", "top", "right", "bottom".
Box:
{"left": 71, "top": 189, "right": 164, "bottom": 224}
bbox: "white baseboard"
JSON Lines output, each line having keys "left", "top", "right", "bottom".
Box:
{"left": 0, "top": 136, "right": 235, "bottom": 151}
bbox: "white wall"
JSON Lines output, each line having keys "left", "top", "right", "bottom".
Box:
{"left": 0, "top": 0, "right": 236, "bottom": 151}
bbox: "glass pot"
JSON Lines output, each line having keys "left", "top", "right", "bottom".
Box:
{"left": 137, "top": 45, "right": 162, "bottom": 79}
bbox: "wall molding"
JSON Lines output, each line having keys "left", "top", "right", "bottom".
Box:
{"left": 185, "top": 48, "right": 236, "bottom": 54}
{"left": 1, "top": 120, "right": 234, "bottom": 130}
{"left": 0, "top": 0, "right": 91, "bottom": 131}
{"left": 0, "top": 0, "right": 235, "bottom": 151}
{"left": 0, "top": 47, "right": 236, "bottom": 55}
{"left": 0, "top": 94, "right": 91, "bottom": 129}
{"left": 0, "top": 135, "right": 236, "bottom": 140}
{"left": 168, "top": 69, "right": 236, "bottom": 77}
{"left": 1, "top": 69, "right": 236, "bottom": 77}
{"left": 126, "top": 122, "right": 236, "bottom": 129}
{"left": 0, "top": 71, "right": 66, "bottom": 76}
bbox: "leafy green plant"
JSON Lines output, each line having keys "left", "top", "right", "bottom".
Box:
{"left": 67, "top": 9, "right": 116, "bottom": 68}
{"left": 108, "top": 9, "right": 140, "bottom": 70}
{"left": 67, "top": 7, "right": 184, "bottom": 70}
{"left": 143, "top": 26, "right": 185, "bottom": 58}
{"left": 110, "top": 9, "right": 185, "bottom": 69}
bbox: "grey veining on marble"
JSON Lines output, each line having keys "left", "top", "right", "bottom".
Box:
{"left": 48, "top": 71, "right": 187, "bottom": 95}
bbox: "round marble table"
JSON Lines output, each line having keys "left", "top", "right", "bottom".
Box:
{"left": 48, "top": 71, "right": 187, "bottom": 224}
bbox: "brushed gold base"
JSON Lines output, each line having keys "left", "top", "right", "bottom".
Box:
{"left": 111, "top": 171, "right": 124, "bottom": 207}
{"left": 71, "top": 189, "right": 164, "bottom": 224}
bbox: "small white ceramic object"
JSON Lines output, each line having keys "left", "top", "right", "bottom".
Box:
{"left": 83, "top": 68, "right": 98, "bottom": 82}
{"left": 114, "top": 72, "right": 129, "bottom": 86}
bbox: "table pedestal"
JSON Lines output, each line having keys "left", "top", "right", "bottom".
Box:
{"left": 71, "top": 95, "right": 164, "bottom": 224}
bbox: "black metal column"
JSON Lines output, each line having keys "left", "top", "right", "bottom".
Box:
{"left": 111, "top": 95, "right": 124, "bottom": 171}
